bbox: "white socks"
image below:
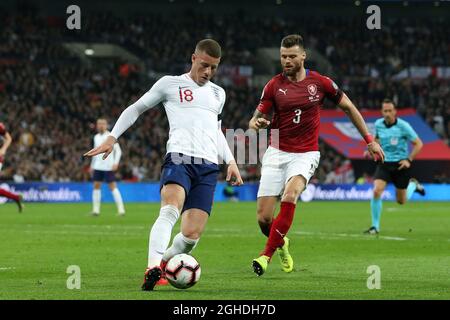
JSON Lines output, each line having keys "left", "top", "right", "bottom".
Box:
{"left": 112, "top": 188, "right": 125, "bottom": 214}
{"left": 92, "top": 188, "right": 125, "bottom": 215}
{"left": 148, "top": 205, "right": 180, "bottom": 268}
{"left": 162, "top": 232, "right": 199, "bottom": 262}
{"left": 92, "top": 189, "right": 101, "bottom": 213}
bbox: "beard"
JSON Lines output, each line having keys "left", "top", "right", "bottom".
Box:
{"left": 283, "top": 64, "right": 301, "bottom": 76}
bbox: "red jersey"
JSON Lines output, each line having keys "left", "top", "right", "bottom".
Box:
{"left": 257, "top": 69, "right": 343, "bottom": 153}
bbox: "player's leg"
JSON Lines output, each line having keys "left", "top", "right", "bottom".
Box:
{"left": 253, "top": 176, "right": 305, "bottom": 276}
{"left": 394, "top": 167, "right": 424, "bottom": 204}
{"left": 157, "top": 208, "right": 208, "bottom": 288}
{"left": 143, "top": 154, "right": 191, "bottom": 291}
{"left": 162, "top": 208, "right": 208, "bottom": 265}
{"left": 162, "top": 162, "right": 218, "bottom": 263}
{"left": 253, "top": 147, "right": 291, "bottom": 274}
{"left": 396, "top": 188, "right": 407, "bottom": 205}
{"left": 157, "top": 161, "right": 218, "bottom": 287}
{"left": 407, "top": 178, "right": 426, "bottom": 196}
{"left": 92, "top": 171, "right": 102, "bottom": 216}
{"left": 147, "top": 183, "right": 185, "bottom": 268}
{"left": 256, "top": 147, "right": 285, "bottom": 237}
{"left": 253, "top": 151, "right": 319, "bottom": 276}
{"left": 108, "top": 180, "right": 125, "bottom": 215}
{"left": 365, "top": 163, "right": 390, "bottom": 234}
{"left": 366, "top": 179, "right": 387, "bottom": 234}
{"left": 408, "top": 178, "right": 426, "bottom": 197}
{"left": 265, "top": 176, "right": 305, "bottom": 252}
{"left": 256, "top": 196, "right": 278, "bottom": 237}
{"left": 143, "top": 183, "right": 186, "bottom": 290}
{"left": 0, "top": 188, "right": 23, "bottom": 212}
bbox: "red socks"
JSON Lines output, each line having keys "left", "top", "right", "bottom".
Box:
{"left": 262, "top": 202, "right": 296, "bottom": 258}
{"left": 0, "top": 188, "right": 20, "bottom": 202}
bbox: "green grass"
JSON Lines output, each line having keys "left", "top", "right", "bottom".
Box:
{"left": 0, "top": 201, "right": 449, "bottom": 300}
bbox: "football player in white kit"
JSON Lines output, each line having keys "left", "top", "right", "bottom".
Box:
{"left": 90, "top": 118, "right": 125, "bottom": 216}
{"left": 84, "top": 39, "right": 243, "bottom": 291}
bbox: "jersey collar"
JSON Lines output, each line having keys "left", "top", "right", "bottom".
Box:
{"left": 184, "top": 73, "right": 209, "bottom": 87}
{"left": 383, "top": 118, "right": 398, "bottom": 128}
{"left": 282, "top": 69, "right": 309, "bottom": 82}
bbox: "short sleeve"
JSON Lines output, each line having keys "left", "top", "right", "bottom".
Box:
{"left": 256, "top": 79, "right": 275, "bottom": 114}
{"left": 402, "top": 121, "right": 418, "bottom": 142}
{"left": 319, "top": 75, "right": 343, "bottom": 105}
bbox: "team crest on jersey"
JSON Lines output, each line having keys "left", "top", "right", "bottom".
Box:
{"left": 307, "top": 84, "right": 317, "bottom": 96}
{"left": 211, "top": 87, "right": 221, "bottom": 102}
{"left": 390, "top": 137, "right": 398, "bottom": 146}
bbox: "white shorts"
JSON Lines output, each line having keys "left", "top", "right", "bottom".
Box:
{"left": 257, "top": 146, "right": 320, "bottom": 197}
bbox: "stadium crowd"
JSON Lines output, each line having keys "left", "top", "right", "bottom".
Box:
{"left": 0, "top": 9, "right": 449, "bottom": 183}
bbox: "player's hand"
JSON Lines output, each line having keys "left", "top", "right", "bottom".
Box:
{"left": 398, "top": 159, "right": 411, "bottom": 170}
{"left": 367, "top": 141, "right": 385, "bottom": 163}
{"left": 112, "top": 164, "right": 119, "bottom": 171}
{"left": 0, "top": 149, "right": 5, "bottom": 157}
{"left": 254, "top": 118, "right": 270, "bottom": 130}
{"left": 84, "top": 136, "right": 117, "bottom": 160}
{"left": 226, "top": 161, "right": 244, "bottom": 186}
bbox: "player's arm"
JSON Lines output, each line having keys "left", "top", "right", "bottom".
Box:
{"left": 249, "top": 80, "right": 274, "bottom": 131}
{"left": 217, "top": 90, "right": 243, "bottom": 186}
{"left": 84, "top": 76, "right": 168, "bottom": 159}
{"left": 90, "top": 138, "right": 96, "bottom": 172}
{"left": 0, "top": 132, "right": 12, "bottom": 157}
{"left": 398, "top": 137, "right": 423, "bottom": 170}
{"left": 398, "top": 123, "right": 423, "bottom": 170}
{"left": 111, "top": 143, "right": 122, "bottom": 171}
{"left": 337, "top": 94, "right": 385, "bottom": 162}
{"left": 217, "top": 125, "right": 243, "bottom": 186}
{"left": 408, "top": 137, "right": 423, "bottom": 162}
{"left": 364, "top": 126, "right": 381, "bottom": 159}
{"left": 249, "top": 109, "right": 271, "bottom": 131}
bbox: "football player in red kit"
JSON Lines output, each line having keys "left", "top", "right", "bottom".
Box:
{"left": 0, "top": 122, "right": 24, "bottom": 212}
{"left": 249, "top": 35, "right": 384, "bottom": 276}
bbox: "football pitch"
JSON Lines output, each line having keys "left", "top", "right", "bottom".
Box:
{"left": 0, "top": 201, "right": 448, "bottom": 300}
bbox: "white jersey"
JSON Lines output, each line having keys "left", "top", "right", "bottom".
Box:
{"left": 110, "top": 74, "right": 233, "bottom": 164}
{"left": 91, "top": 131, "right": 122, "bottom": 171}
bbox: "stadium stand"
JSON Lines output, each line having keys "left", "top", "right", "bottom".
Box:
{"left": 0, "top": 6, "right": 449, "bottom": 183}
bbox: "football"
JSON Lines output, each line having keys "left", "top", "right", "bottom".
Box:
{"left": 0, "top": 122, "right": 6, "bottom": 136}
{"left": 165, "top": 254, "right": 201, "bottom": 289}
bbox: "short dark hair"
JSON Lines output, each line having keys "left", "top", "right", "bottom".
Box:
{"left": 382, "top": 98, "right": 396, "bottom": 108}
{"left": 281, "top": 34, "right": 304, "bottom": 49}
{"left": 195, "top": 39, "right": 221, "bottom": 58}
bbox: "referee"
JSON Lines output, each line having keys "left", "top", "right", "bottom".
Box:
{"left": 364, "top": 99, "right": 425, "bottom": 235}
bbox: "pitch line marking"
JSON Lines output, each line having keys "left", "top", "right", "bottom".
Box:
{"left": 0, "top": 267, "right": 16, "bottom": 271}
{"left": 293, "top": 231, "right": 406, "bottom": 241}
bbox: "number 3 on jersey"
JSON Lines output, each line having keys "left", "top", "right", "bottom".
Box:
{"left": 179, "top": 88, "right": 194, "bottom": 103}
{"left": 293, "top": 109, "right": 302, "bottom": 124}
